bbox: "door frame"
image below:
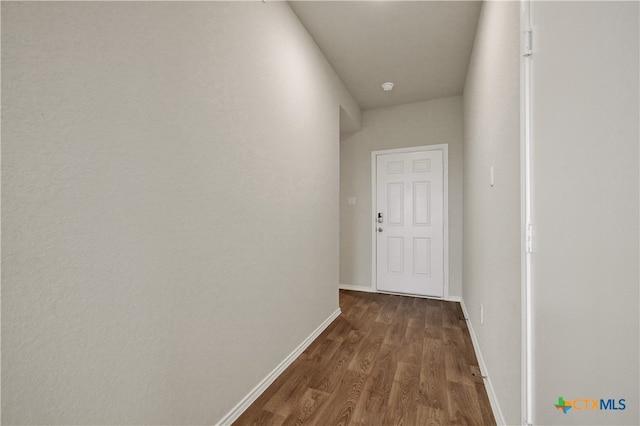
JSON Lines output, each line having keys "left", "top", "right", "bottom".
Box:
{"left": 371, "top": 144, "right": 450, "bottom": 300}
{"left": 521, "top": 0, "right": 533, "bottom": 423}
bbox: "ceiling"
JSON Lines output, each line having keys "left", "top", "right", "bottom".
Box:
{"left": 289, "top": 1, "right": 482, "bottom": 110}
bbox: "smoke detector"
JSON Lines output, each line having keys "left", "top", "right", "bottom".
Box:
{"left": 381, "top": 82, "right": 394, "bottom": 92}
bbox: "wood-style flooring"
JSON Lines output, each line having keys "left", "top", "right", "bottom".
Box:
{"left": 233, "top": 290, "right": 496, "bottom": 425}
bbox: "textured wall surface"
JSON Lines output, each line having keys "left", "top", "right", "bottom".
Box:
{"left": 530, "top": 2, "right": 639, "bottom": 424}
{"left": 462, "top": 2, "right": 521, "bottom": 424}
{"left": 1, "top": 2, "right": 358, "bottom": 424}
{"left": 339, "top": 97, "right": 464, "bottom": 298}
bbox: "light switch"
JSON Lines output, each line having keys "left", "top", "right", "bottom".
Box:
{"left": 348, "top": 197, "right": 357, "bottom": 206}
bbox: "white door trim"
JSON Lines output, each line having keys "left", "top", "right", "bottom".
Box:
{"left": 371, "top": 144, "right": 450, "bottom": 300}
{"left": 521, "top": 0, "right": 533, "bottom": 424}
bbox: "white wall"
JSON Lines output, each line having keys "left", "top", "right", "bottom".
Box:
{"left": 530, "top": 2, "right": 639, "bottom": 424}
{"left": 339, "top": 97, "right": 464, "bottom": 298}
{"left": 462, "top": 2, "right": 521, "bottom": 424}
{"left": 1, "top": 2, "right": 359, "bottom": 424}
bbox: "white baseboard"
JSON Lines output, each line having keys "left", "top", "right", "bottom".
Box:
{"left": 339, "top": 284, "right": 377, "bottom": 293}
{"left": 459, "top": 299, "right": 506, "bottom": 426}
{"left": 215, "top": 308, "right": 342, "bottom": 426}
{"left": 340, "top": 284, "right": 461, "bottom": 303}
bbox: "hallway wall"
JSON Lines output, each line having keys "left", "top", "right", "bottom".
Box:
{"left": 462, "top": 2, "right": 521, "bottom": 424}
{"left": 530, "top": 2, "right": 639, "bottom": 424}
{"left": 1, "top": 2, "right": 358, "bottom": 424}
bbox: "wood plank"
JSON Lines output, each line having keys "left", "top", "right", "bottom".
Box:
{"left": 281, "top": 388, "right": 330, "bottom": 426}
{"left": 395, "top": 295, "right": 414, "bottom": 317}
{"left": 350, "top": 342, "right": 398, "bottom": 424}
{"left": 348, "top": 375, "right": 380, "bottom": 425}
{"left": 460, "top": 321, "right": 480, "bottom": 367}
{"left": 313, "top": 369, "right": 367, "bottom": 426}
{"left": 419, "top": 337, "right": 448, "bottom": 413}
{"left": 326, "top": 316, "right": 353, "bottom": 342}
{"left": 308, "top": 329, "right": 365, "bottom": 393}
{"left": 442, "top": 302, "right": 463, "bottom": 329}
{"left": 416, "top": 404, "right": 447, "bottom": 426}
{"left": 425, "top": 306, "right": 444, "bottom": 340}
{"left": 375, "top": 296, "right": 399, "bottom": 324}
{"left": 409, "top": 297, "right": 429, "bottom": 323}
{"left": 383, "top": 361, "right": 421, "bottom": 425}
{"left": 351, "top": 300, "right": 383, "bottom": 332}
{"left": 384, "top": 310, "right": 408, "bottom": 347}
{"left": 263, "top": 339, "right": 341, "bottom": 417}
{"left": 233, "top": 409, "right": 286, "bottom": 426}
{"left": 398, "top": 320, "right": 424, "bottom": 365}
{"left": 443, "top": 327, "right": 476, "bottom": 386}
{"left": 344, "top": 303, "right": 367, "bottom": 325}
{"left": 348, "top": 321, "right": 388, "bottom": 374}
{"left": 475, "top": 381, "right": 497, "bottom": 425}
{"left": 447, "top": 382, "right": 485, "bottom": 425}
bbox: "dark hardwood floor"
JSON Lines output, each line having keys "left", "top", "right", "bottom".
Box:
{"left": 233, "top": 290, "right": 496, "bottom": 425}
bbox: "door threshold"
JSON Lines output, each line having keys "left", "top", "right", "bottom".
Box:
{"left": 375, "top": 289, "right": 444, "bottom": 301}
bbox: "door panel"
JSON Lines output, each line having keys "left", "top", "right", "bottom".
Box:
{"left": 387, "top": 237, "right": 404, "bottom": 274}
{"left": 413, "top": 238, "right": 431, "bottom": 276}
{"left": 413, "top": 182, "right": 430, "bottom": 225}
{"left": 376, "top": 149, "right": 444, "bottom": 297}
{"left": 387, "top": 183, "right": 404, "bottom": 225}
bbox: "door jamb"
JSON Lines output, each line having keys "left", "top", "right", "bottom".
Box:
{"left": 521, "top": 0, "right": 533, "bottom": 424}
{"left": 371, "top": 144, "right": 450, "bottom": 300}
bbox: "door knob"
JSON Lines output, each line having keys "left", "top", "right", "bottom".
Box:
{"left": 378, "top": 227, "right": 383, "bottom": 232}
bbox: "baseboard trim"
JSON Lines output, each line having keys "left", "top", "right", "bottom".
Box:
{"left": 338, "top": 284, "right": 377, "bottom": 293}
{"left": 215, "top": 308, "right": 342, "bottom": 426}
{"left": 341, "top": 284, "right": 461, "bottom": 303}
{"left": 459, "top": 299, "right": 506, "bottom": 425}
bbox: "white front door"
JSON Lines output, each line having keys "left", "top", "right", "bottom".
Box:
{"left": 375, "top": 149, "right": 444, "bottom": 297}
